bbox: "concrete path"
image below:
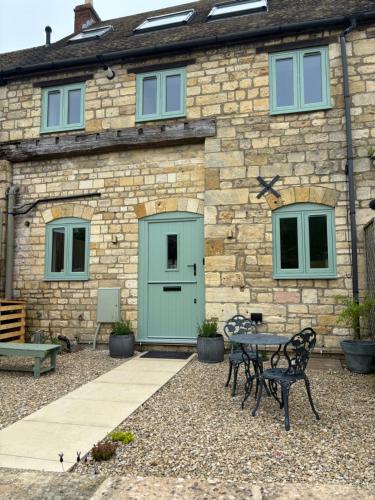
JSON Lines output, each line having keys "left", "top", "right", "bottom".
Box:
{"left": 0, "top": 355, "right": 192, "bottom": 472}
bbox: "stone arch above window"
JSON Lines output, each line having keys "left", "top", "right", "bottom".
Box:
{"left": 134, "top": 197, "right": 204, "bottom": 219}
{"left": 41, "top": 203, "right": 95, "bottom": 223}
{"left": 266, "top": 187, "right": 340, "bottom": 211}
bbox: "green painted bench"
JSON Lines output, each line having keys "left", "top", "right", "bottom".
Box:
{"left": 0, "top": 343, "right": 60, "bottom": 379}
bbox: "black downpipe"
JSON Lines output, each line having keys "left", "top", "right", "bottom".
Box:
{"left": 11, "top": 192, "right": 101, "bottom": 216}
{"left": 340, "top": 20, "right": 359, "bottom": 304}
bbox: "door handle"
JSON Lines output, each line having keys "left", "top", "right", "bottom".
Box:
{"left": 187, "top": 263, "right": 197, "bottom": 276}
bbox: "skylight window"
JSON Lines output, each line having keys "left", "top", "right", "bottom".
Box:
{"left": 69, "top": 25, "right": 113, "bottom": 42}
{"left": 208, "top": 0, "right": 268, "bottom": 19}
{"left": 135, "top": 10, "right": 195, "bottom": 32}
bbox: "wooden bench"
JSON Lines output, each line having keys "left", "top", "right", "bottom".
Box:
{"left": 0, "top": 343, "right": 60, "bottom": 379}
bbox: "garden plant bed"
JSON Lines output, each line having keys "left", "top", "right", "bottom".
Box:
{"left": 75, "top": 358, "right": 375, "bottom": 486}
{"left": 0, "top": 348, "right": 123, "bottom": 429}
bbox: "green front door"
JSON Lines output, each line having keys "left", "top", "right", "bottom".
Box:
{"left": 139, "top": 212, "right": 204, "bottom": 343}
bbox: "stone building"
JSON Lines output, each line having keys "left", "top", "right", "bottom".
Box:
{"left": 0, "top": 0, "right": 374, "bottom": 350}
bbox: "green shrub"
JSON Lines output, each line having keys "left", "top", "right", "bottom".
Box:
{"left": 110, "top": 431, "right": 135, "bottom": 445}
{"left": 197, "top": 320, "right": 218, "bottom": 338}
{"left": 91, "top": 441, "right": 117, "bottom": 461}
{"left": 336, "top": 294, "right": 375, "bottom": 340}
{"left": 111, "top": 321, "right": 133, "bottom": 336}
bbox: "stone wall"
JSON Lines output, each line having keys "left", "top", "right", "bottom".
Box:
{"left": 2, "top": 26, "right": 375, "bottom": 348}
{"left": 12, "top": 146, "right": 205, "bottom": 343}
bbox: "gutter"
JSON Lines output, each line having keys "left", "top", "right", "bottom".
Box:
{"left": 1, "top": 11, "right": 375, "bottom": 81}
{"left": 340, "top": 19, "right": 359, "bottom": 304}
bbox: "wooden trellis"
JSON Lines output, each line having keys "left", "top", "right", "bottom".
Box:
{"left": 0, "top": 300, "right": 26, "bottom": 343}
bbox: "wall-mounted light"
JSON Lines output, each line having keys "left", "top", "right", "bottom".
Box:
{"left": 104, "top": 64, "right": 116, "bottom": 80}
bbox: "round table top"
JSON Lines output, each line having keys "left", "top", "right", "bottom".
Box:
{"left": 229, "top": 333, "right": 290, "bottom": 346}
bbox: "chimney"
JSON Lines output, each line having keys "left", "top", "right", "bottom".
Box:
{"left": 74, "top": 0, "right": 101, "bottom": 33}
{"left": 45, "top": 26, "right": 52, "bottom": 47}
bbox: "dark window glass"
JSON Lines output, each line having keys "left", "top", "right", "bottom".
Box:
{"left": 51, "top": 228, "right": 65, "bottom": 272}
{"left": 309, "top": 215, "right": 328, "bottom": 268}
{"left": 47, "top": 91, "right": 61, "bottom": 127}
{"left": 67, "top": 89, "right": 82, "bottom": 124}
{"left": 303, "top": 53, "right": 323, "bottom": 104}
{"left": 72, "top": 227, "right": 86, "bottom": 272}
{"left": 276, "top": 58, "right": 294, "bottom": 107}
{"left": 167, "top": 235, "right": 178, "bottom": 269}
{"left": 143, "top": 77, "right": 157, "bottom": 115}
{"left": 280, "top": 217, "right": 299, "bottom": 269}
{"left": 166, "top": 74, "right": 181, "bottom": 112}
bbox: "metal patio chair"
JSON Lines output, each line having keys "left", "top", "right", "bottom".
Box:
{"left": 224, "top": 315, "right": 260, "bottom": 396}
{"left": 252, "top": 327, "right": 320, "bottom": 431}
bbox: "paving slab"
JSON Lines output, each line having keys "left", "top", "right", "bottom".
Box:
{"left": 0, "top": 354, "right": 191, "bottom": 472}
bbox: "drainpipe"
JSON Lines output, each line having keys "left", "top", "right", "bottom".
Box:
{"left": 340, "top": 19, "right": 359, "bottom": 304}
{"left": 5, "top": 186, "right": 19, "bottom": 299}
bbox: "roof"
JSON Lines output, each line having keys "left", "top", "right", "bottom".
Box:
{"left": 1, "top": 0, "right": 375, "bottom": 75}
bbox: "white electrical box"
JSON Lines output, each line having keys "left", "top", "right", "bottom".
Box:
{"left": 96, "top": 288, "right": 121, "bottom": 323}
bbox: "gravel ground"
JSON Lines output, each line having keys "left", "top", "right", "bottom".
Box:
{"left": 76, "top": 358, "right": 375, "bottom": 486}
{"left": 0, "top": 348, "right": 123, "bottom": 430}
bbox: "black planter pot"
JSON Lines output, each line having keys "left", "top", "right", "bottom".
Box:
{"left": 341, "top": 340, "right": 375, "bottom": 374}
{"left": 197, "top": 335, "right": 224, "bottom": 363}
{"left": 109, "top": 333, "right": 135, "bottom": 358}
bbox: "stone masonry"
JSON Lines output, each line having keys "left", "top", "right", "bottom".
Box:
{"left": 1, "top": 26, "right": 375, "bottom": 349}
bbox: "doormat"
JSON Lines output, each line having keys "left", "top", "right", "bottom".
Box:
{"left": 140, "top": 351, "right": 192, "bottom": 360}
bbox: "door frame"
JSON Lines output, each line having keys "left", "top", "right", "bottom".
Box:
{"left": 138, "top": 211, "right": 205, "bottom": 344}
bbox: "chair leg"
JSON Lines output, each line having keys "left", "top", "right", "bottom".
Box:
{"left": 281, "top": 383, "right": 290, "bottom": 431}
{"left": 241, "top": 373, "right": 254, "bottom": 409}
{"left": 251, "top": 377, "right": 264, "bottom": 416}
{"left": 225, "top": 362, "right": 233, "bottom": 387}
{"left": 304, "top": 377, "right": 320, "bottom": 421}
{"left": 231, "top": 365, "right": 239, "bottom": 397}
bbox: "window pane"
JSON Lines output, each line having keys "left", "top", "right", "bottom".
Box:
{"left": 309, "top": 216, "right": 329, "bottom": 268}
{"left": 47, "top": 91, "right": 61, "bottom": 127}
{"left": 51, "top": 228, "right": 65, "bottom": 272}
{"left": 167, "top": 235, "right": 178, "bottom": 269}
{"left": 143, "top": 77, "right": 157, "bottom": 115}
{"left": 72, "top": 227, "right": 86, "bottom": 273}
{"left": 280, "top": 218, "right": 299, "bottom": 269}
{"left": 275, "top": 58, "right": 294, "bottom": 107}
{"left": 303, "top": 53, "right": 323, "bottom": 104}
{"left": 166, "top": 75, "right": 181, "bottom": 112}
{"left": 68, "top": 89, "right": 82, "bottom": 124}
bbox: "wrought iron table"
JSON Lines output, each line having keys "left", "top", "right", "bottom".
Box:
{"left": 229, "top": 333, "right": 290, "bottom": 407}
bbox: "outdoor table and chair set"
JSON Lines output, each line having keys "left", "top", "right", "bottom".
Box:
{"left": 223, "top": 315, "right": 320, "bottom": 431}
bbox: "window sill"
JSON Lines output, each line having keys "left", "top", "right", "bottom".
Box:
{"left": 40, "top": 125, "right": 85, "bottom": 135}
{"left": 44, "top": 277, "right": 89, "bottom": 282}
{"left": 273, "top": 274, "right": 337, "bottom": 280}
{"left": 270, "top": 105, "right": 332, "bottom": 116}
{"left": 135, "top": 114, "right": 186, "bottom": 124}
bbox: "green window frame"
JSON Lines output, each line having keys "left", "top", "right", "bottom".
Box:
{"left": 272, "top": 203, "right": 336, "bottom": 279}
{"left": 136, "top": 68, "right": 186, "bottom": 122}
{"left": 41, "top": 83, "right": 85, "bottom": 133}
{"left": 45, "top": 218, "right": 90, "bottom": 281}
{"left": 269, "top": 47, "right": 331, "bottom": 115}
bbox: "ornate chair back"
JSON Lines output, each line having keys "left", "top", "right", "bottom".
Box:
{"left": 223, "top": 315, "right": 256, "bottom": 352}
{"left": 283, "top": 328, "right": 317, "bottom": 376}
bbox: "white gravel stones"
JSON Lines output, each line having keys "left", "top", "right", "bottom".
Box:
{"left": 75, "top": 359, "right": 375, "bottom": 486}
{"left": 0, "top": 349, "right": 123, "bottom": 430}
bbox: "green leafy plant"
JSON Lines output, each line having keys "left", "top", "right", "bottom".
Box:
{"left": 336, "top": 294, "right": 375, "bottom": 340}
{"left": 111, "top": 321, "right": 133, "bottom": 336}
{"left": 197, "top": 319, "right": 219, "bottom": 338}
{"left": 368, "top": 146, "right": 375, "bottom": 158}
{"left": 110, "top": 431, "right": 135, "bottom": 445}
{"left": 91, "top": 441, "right": 117, "bottom": 461}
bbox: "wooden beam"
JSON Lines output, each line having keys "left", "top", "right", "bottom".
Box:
{"left": 0, "top": 119, "right": 216, "bottom": 162}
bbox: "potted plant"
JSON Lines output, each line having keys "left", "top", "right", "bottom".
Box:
{"left": 336, "top": 294, "right": 375, "bottom": 374}
{"left": 197, "top": 319, "right": 224, "bottom": 363}
{"left": 109, "top": 321, "right": 135, "bottom": 358}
